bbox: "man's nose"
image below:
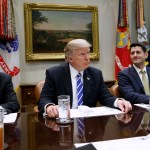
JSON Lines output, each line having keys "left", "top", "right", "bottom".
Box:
{"left": 133, "top": 52, "right": 137, "bottom": 56}
{"left": 85, "top": 53, "right": 90, "bottom": 59}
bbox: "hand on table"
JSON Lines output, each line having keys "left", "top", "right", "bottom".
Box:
{"left": 46, "top": 105, "right": 59, "bottom": 118}
{"left": 117, "top": 99, "right": 132, "bottom": 113}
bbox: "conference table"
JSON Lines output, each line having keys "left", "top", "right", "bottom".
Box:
{"left": 4, "top": 105, "right": 150, "bottom": 150}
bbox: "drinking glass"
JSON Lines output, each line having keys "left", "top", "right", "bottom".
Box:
{"left": 58, "top": 95, "right": 70, "bottom": 123}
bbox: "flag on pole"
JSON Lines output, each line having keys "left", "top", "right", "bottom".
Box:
{"left": 0, "top": 0, "right": 20, "bottom": 92}
{"left": 115, "top": 0, "right": 132, "bottom": 80}
{"left": 136, "top": 0, "right": 150, "bottom": 66}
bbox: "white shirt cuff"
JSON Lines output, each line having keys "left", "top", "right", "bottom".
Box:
{"left": 114, "top": 98, "right": 125, "bottom": 108}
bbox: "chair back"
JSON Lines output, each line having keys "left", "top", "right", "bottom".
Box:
{"left": 34, "top": 80, "right": 45, "bottom": 112}
{"left": 35, "top": 80, "right": 45, "bottom": 100}
{"left": 109, "top": 83, "right": 122, "bottom": 97}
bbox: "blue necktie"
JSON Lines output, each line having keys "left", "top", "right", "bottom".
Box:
{"left": 77, "top": 73, "right": 83, "bottom": 106}
{"left": 77, "top": 118, "right": 85, "bottom": 138}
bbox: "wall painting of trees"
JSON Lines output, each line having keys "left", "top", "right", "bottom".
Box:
{"left": 24, "top": 3, "right": 99, "bottom": 60}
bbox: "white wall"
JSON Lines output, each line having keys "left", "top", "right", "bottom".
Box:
{"left": 13, "top": 0, "right": 150, "bottom": 85}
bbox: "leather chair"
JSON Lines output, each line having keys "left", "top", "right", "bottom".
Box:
{"left": 33, "top": 81, "right": 45, "bottom": 112}
{"left": 109, "top": 83, "right": 122, "bottom": 98}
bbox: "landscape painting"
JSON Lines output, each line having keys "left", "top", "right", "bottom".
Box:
{"left": 24, "top": 4, "right": 99, "bottom": 60}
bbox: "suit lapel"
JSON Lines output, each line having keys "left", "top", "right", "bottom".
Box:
{"left": 130, "top": 66, "right": 144, "bottom": 91}
{"left": 83, "top": 70, "right": 94, "bottom": 104}
{"left": 146, "top": 67, "right": 150, "bottom": 87}
{"left": 62, "top": 64, "right": 73, "bottom": 106}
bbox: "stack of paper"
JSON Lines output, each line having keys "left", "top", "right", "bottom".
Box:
{"left": 70, "top": 106, "right": 124, "bottom": 118}
{"left": 75, "top": 134, "right": 150, "bottom": 150}
{"left": 4, "top": 113, "right": 17, "bottom": 123}
{"left": 134, "top": 104, "right": 150, "bottom": 110}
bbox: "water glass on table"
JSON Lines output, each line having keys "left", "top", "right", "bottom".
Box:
{"left": 58, "top": 95, "right": 70, "bottom": 123}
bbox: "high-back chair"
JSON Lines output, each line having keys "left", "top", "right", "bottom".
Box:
{"left": 109, "top": 83, "right": 122, "bottom": 98}
{"left": 33, "top": 80, "right": 45, "bottom": 112}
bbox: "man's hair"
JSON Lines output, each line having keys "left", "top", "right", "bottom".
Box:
{"left": 130, "top": 42, "right": 147, "bottom": 53}
{"left": 64, "top": 39, "right": 92, "bottom": 61}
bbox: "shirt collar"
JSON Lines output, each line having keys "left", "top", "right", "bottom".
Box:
{"left": 133, "top": 64, "right": 147, "bottom": 74}
{"left": 69, "top": 64, "right": 84, "bottom": 77}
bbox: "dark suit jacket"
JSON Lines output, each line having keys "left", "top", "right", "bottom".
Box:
{"left": 118, "top": 65, "right": 150, "bottom": 104}
{"left": 0, "top": 72, "right": 20, "bottom": 113}
{"left": 38, "top": 63, "right": 116, "bottom": 114}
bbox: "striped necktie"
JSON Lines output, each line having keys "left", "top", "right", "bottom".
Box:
{"left": 141, "top": 70, "right": 150, "bottom": 95}
{"left": 77, "top": 118, "right": 85, "bottom": 138}
{"left": 77, "top": 73, "right": 83, "bottom": 106}
{"left": 77, "top": 74, "right": 85, "bottom": 139}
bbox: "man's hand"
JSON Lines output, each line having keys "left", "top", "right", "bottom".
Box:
{"left": 117, "top": 99, "right": 132, "bottom": 113}
{"left": 46, "top": 105, "right": 59, "bottom": 118}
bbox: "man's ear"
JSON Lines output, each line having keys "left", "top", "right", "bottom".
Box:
{"left": 69, "top": 56, "right": 73, "bottom": 62}
{"left": 145, "top": 51, "right": 148, "bottom": 58}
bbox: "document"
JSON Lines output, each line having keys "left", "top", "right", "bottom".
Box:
{"left": 134, "top": 103, "right": 150, "bottom": 110}
{"left": 4, "top": 113, "right": 17, "bottom": 123}
{"left": 75, "top": 134, "right": 150, "bottom": 150}
{"left": 70, "top": 106, "right": 124, "bottom": 118}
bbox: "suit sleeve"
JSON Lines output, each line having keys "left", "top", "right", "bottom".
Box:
{"left": 38, "top": 69, "right": 58, "bottom": 114}
{"left": 92, "top": 69, "right": 117, "bottom": 108}
{"left": 0, "top": 74, "right": 20, "bottom": 113}
{"left": 118, "top": 71, "right": 150, "bottom": 104}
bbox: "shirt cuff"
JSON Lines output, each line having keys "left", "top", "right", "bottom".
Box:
{"left": 114, "top": 98, "right": 125, "bottom": 108}
{"left": 0, "top": 106, "right": 7, "bottom": 115}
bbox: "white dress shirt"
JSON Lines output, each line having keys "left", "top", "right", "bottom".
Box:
{"left": 69, "top": 64, "right": 83, "bottom": 109}
{"left": 133, "top": 64, "right": 148, "bottom": 82}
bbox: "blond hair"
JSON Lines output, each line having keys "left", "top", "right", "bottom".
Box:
{"left": 64, "top": 39, "right": 91, "bottom": 61}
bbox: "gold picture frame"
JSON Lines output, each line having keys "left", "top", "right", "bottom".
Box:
{"left": 24, "top": 3, "right": 99, "bottom": 61}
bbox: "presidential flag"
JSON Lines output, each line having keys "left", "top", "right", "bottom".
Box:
{"left": 115, "top": 0, "right": 132, "bottom": 80}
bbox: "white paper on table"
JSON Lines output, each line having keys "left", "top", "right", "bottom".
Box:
{"left": 70, "top": 106, "right": 124, "bottom": 118}
{"left": 134, "top": 104, "right": 150, "bottom": 110}
{"left": 4, "top": 113, "right": 17, "bottom": 123}
{"left": 75, "top": 134, "right": 150, "bottom": 150}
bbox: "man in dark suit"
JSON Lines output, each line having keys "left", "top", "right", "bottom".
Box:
{"left": 118, "top": 42, "right": 150, "bottom": 104}
{"left": 38, "top": 39, "right": 132, "bottom": 118}
{"left": 0, "top": 72, "right": 20, "bottom": 114}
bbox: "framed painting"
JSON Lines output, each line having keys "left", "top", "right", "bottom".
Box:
{"left": 24, "top": 3, "right": 99, "bottom": 60}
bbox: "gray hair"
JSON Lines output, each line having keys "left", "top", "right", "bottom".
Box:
{"left": 64, "top": 39, "right": 92, "bottom": 61}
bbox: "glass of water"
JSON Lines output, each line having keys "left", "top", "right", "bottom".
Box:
{"left": 58, "top": 95, "right": 70, "bottom": 123}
